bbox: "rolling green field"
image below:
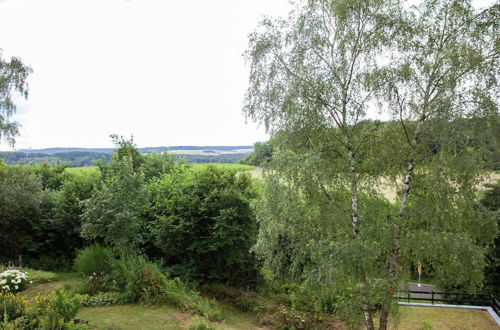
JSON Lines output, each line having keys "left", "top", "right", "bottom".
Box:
{"left": 65, "top": 164, "right": 255, "bottom": 174}
{"left": 190, "top": 163, "right": 255, "bottom": 172}
{"left": 65, "top": 166, "right": 99, "bottom": 174}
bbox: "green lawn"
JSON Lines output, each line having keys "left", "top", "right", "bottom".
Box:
{"left": 78, "top": 303, "right": 267, "bottom": 330}
{"left": 21, "top": 272, "right": 80, "bottom": 300}
{"left": 392, "top": 306, "right": 499, "bottom": 330}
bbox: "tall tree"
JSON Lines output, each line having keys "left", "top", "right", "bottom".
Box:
{"left": 81, "top": 139, "right": 148, "bottom": 254}
{"left": 244, "top": 0, "right": 498, "bottom": 328}
{"left": 245, "top": 1, "right": 398, "bottom": 328}
{"left": 0, "top": 49, "right": 32, "bottom": 145}
{"left": 377, "top": 1, "right": 498, "bottom": 326}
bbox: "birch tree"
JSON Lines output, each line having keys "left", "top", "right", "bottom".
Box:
{"left": 245, "top": 1, "right": 398, "bottom": 328}
{"left": 244, "top": 0, "right": 498, "bottom": 328}
{"left": 0, "top": 49, "right": 32, "bottom": 145}
{"left": 377, "top": 0, "right": 499, "bottom": 327}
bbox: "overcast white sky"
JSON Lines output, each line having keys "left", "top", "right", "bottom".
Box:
{"left": 0, "top": 0, "right": 293, "bottom": 150}
{"left": 0, "top": 0, "right": 494, "bottom": 150}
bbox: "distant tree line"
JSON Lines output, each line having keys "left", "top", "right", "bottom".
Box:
{"left": 0, "top": 151, "right": 251, "bottom": 167}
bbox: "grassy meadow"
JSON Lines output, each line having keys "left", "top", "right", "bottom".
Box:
{"left": 65, "top": 163, "right": 255, "bottom": 175}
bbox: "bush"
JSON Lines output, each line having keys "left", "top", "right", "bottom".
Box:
{"left": 75, "top": 272, "right": 110, "bottom": 296}
{"left": 189, "top": 296, "right": 224, "bottom": 322}
{"left": 0, "top": 292, "right": 28, "bottom": 323}
{"left": 74, "top": 244, "right": 112, "bottom": 276}
{"left": 0, "top": 290, "right": 84, "bottom": 329}
{"left": 80, "top": 292, "right": 120, "bottom": 307}
{"left": 27, "top": 290, "right": 82, "bottom": 329}
{"left": 148, "top": 167, "right": 259, "bottom": 284}
{"left": 111, "top": 254, "right": 172, "bottom": 304}
{"left": 0, "top": 270, "right": 29, "bottom": 293}
{"left": 109, "top": 254, "right": 225, "bottom": 322}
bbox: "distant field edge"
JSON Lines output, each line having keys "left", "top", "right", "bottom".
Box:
{"left": 398, "top": 302, "right": 500, "bottom": 326}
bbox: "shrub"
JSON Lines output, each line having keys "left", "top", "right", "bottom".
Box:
{"left": 27, "top": 290, "right": 82, "bottom": 329}
{"left": 110, "top": 254, "right": 174, "bottom": 304}
{"left": 0, "top": 270, "right": 29, "bottom": 293}
{"left": 74, "top": 244, "right": 112, "bottom": 276}
{"left": 80, "top": 292, "right": 120, "bottom": 307}
{"left": 0, "top": 292, "right": 28, "bottom": 323}
{"left": 189, "top": 296, "right": 224, "bottom": 322}
{"left": 148, "top": 167, "right": 259, "bottom": 284}
{"left": 75, "top": 271, "right": 110, "bottom": 296}
{"left": 0, "top": 290, "right": 84, "bottom": 329}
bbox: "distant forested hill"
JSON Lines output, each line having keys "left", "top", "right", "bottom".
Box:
{"left": 0, "top": 146, "right": 254, "bottom": 167}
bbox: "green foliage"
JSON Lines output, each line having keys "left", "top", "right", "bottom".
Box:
{"left": 26, "top": 290, "right": 82, "bottom": 330}
{"left": 141, "top": 151, "right": 174, "bottom": 181}
{"left": 50, "top": 172, "right": 98, "bottom": 253}
{"left": 189, "top": 296, "right": 224, "bottom": 322}
{"left": 0, "top": 292, "right": 28, "bottom": 323}
{"left": 243, "top": 0, "right": 498, "bottom": 327}
{"left": 19, "top": 268, "right": 58, "bottom": 285}
{"left": 0, "top": 49, "right": 32, "bottom": 146}
{"left": 81, "top": 152, "right": 148, "bottom": 253}
{"left": 109, "top": 254, "right": 169, "bottom": 304}
{"left": 0, "top": 162, "right": 41, "bottom": 259}
{"left": 80, "top": 292, "right": 120, "bottom": 307}
{"left": 74, "top": 244, "right": 112, "bottom": 277}
{"left": 149, "top": 166, "right": 258, "bottom": 284}
{"left": 23, "top": 256, "right": 73, "bottom": 273}
{"left": 107, "top": 254, "right": 225, "bottom": 322}
{"left": 109, "top": 135, "right": 144, "bottom": 172}
{"left": 240, "top": 141, "right": 273, "bottom": 166}
{"left": 481, "top": 182, "right": 500, "bottom": 296}
{"left": 0, "top": 290, "right": 83, "bottom": 330}
{"left": 188, "top": 317, "right": 217, "bottom": 330}
{"left": 29, "top": 164, "right": 68, "bottom": 191}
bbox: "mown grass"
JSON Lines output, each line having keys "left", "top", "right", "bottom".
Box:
{"left": 78, "top": 304, "right": 268, "bottom": 330}
{"left": 391, "top": 306, "right": 499, "bottom": 330}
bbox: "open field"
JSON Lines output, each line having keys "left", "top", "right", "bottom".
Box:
{"left": 190, "top": 163, "right": 255, "bottom": 172}
{"left": 64, "top": 164, "right": 255, "bottom": 174}
{"left": 378, "top": 172, "right": 500, "bottom": 202}
{"left": 168, "top": 149, "right": 253, "bottom": 155}
{"left": 65, "top": 166, "right": 99, "bottom": 174}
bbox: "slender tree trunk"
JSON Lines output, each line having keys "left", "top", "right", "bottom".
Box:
{"left": 379, "top": 116, "right": 426, "bottom": 330}
{"left": 348, "top": 147, "right": 375, "bottom": 330}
